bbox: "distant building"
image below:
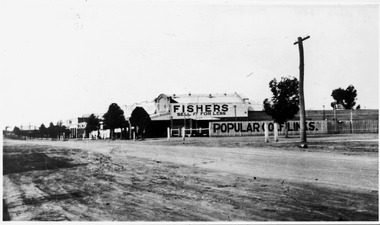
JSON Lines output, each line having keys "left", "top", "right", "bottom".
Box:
{"left": 63, "top": 117, "right": 86, "bottom": 138}
{"left": 63, "top": 113, "right": 110, "bottom": 139}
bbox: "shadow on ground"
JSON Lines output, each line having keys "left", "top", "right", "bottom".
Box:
{"left": 3, "top": 146, "right": 84, "bottom": 175}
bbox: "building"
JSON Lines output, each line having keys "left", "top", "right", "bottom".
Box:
{"left": 123, "top": 92, "right": 255, "bottom": 137}
{"left": 60, "top": 94, "right": 378, "bottom": 139}
{"left": 63, "top": 117, "right": 87, "bottom": 139}
{"left": 62, "top": 113, "right": 101, "bottom": 139}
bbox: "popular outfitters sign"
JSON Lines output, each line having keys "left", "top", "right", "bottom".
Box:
{"left": 209, "top": 120, "right": 327, "bottom": 137}
{"left": 170, "top": 103, "right": 247, "bottom": 119}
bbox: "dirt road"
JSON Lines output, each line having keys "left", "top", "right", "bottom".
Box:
{"left": 2, "top": 136, "right": 378, "bottom": 221}
{"left": 17, "top": 137, "right": 377, "bottom": 190}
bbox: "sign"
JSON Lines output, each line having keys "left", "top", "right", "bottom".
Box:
{"left": 209, "top": 120, "right": 327, "bottom": 137}
{"left": 170, "top": 103, "right": 248, "bottom": 119}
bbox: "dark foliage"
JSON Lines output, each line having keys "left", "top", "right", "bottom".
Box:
{"left": 85, "top": 114, "right": 100, "bottom": 136}
{"left": 103, "top": 103, "right": 128, "bottom": 138}
{"left": 48, "top": 122, "right": 57, "bottom": 139}
{"left": 263, "top": 77, "right": 300, "bottom": 124}
{"left": 39, "top": 124, "right": 46, "bottom": 138}
{"left": 331, "top": 85, "right": 357, "bottom": 110}
{"left": 130, "top": 107, "right": 151, "bottom": 139}
{"left": 13, "top": 126, "right": 21, "bottom": 136}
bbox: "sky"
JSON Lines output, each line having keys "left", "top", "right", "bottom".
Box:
{"left": 0, "top": 0, "right": 378, "bottom": 129}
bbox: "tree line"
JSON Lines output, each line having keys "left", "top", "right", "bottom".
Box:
{"left": 12, "top": 121, "right": 70, "bottom": 140}
{"left": 10, "top": 103, "right": 152, "bottom": 140}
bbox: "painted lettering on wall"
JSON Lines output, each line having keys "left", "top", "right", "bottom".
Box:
{"left": 209, "top": 121, "right": 326, "bottom": 136}
{"left": 170, "top": 103, "right": 247, "bottom": 119}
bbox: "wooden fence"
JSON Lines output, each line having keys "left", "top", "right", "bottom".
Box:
{"left": 327, "top": 120, "right": 378, "bottom": 134}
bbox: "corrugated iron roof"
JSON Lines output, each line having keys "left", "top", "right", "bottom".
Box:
{"left": 170, "top": 92, "right": 246, "bottom": 104}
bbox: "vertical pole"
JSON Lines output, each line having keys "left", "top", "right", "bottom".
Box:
{"left": 234, "top": 105, "right": 237, "bottom": 121}
{"left": 264, "top": 122, "right": 269, "bottom": 142}
{"left": 298, "top": 37, "right": 306, "bottom": 143}
{"left": 350, "top": 109, "right": 353, "bottom": 133}
{"left": 167, "top": 127, "right": 170, "bottom": 140}
{"left": 284, "top": 122, "right": 288, "bottom": 138}
{"left": 274, "top": 123, "right": 278, "bottom": 142}
{"left": 323, "top": 105, "right": 325, "bottom": 120}
{"left": 183, "top": 105, "right": 186, "bottom": 130}
{"left": 182, "top": 127, "right": 185, "bottom": 141}
{"left": 190, "top": 119, "right": 192, "bottom": 137}
{"left": 294, "top": 36, "right": 310, "bottom": 144}
{"left": 128, "top": 120, "right": 132, "bottom": 139}
{"left": 333, "top": 106, "right": 337, "bottom": 133}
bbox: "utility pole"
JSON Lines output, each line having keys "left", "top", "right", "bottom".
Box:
{"left": 294, "top": 36, "right": 310, "bottom": 145}
{"left": 233, "top": 105, "right": 237, "bottom": 121}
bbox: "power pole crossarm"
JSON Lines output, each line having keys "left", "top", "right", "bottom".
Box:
{"left": 293, "top": 36, "right": 310, "bottom": 45}
{"left": 294, "top": 35, "right": 310, "bottom": 144}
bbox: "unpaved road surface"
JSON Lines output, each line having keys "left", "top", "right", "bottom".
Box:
{"left": 2, "top": 135, "right": 378, "bottom": 221}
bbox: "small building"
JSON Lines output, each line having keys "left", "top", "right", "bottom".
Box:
{"left": 63, "top": 117, "right": 87, "bottom": 138}
{"left": 63, "top": 113, "right": 102, "bottom": 139}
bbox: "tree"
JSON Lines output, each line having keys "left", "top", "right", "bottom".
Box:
{"left": 13, "top": 126, "right": 21, "bottom": 136}
{"left": 103, "top": 103, "right": 128, "bottom": 139}
{"left": 39, "top": 123, "right": 46, "bottom": 139}
{"left": 263, "top": 77, "right": 300, "bottom": 137}
{"left": 47, "top": 122, "right": 57, "bottom": 139}
{"left": 331, "top": 85, "right": 357, "bottom": 109}
{"left": 64, "top": 128, "right": 71, "bottom": 139}
{"left": 129, "top": 107, "right": 151, "bottom": 140}
{"left": 56, "top": 121, "right": 67, "bottom": 140}
{"left": 85, "top": 114, "right": 100, "bottom": 138}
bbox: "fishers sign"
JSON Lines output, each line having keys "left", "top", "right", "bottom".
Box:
{"left": 209, "top": 120, "right": 327, "bottom": 136}
{"left": 170, "top": 103, "right": 248, "bottom": 119}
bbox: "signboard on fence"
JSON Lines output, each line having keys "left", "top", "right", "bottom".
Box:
{"left": 170, "top": 103, "right": 248, "bottom": 119}
{"left": 209, "top": 120, "right": 327, "bottom": 137}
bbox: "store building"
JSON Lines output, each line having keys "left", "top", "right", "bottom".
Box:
{"left": 123, "top": 92, "right": 255, "bottom": 137}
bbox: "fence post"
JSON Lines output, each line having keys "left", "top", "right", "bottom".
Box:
{"left": 274, "top": 123, "right": 278, "bottom": 142}
{"left": 182, "top": 127, "right": 185, "bottom": 141}
{"left": 350, "top": 109, "right": 353, "bottom": 133}
{"left": 129, "top": 123, "right": 132, "bottom": 139}
{"left": 167, "top": 127, "right": 170, "bottom": 140}
{"left": 333, "top": 107, "right": 337, "bottom": 133}
{"left": 264, "top": 122, "right": 269, "bottom": 142}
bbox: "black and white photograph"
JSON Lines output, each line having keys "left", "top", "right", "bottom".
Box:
{"left": 1, "top": 0, "right": 379, "bottom": 222}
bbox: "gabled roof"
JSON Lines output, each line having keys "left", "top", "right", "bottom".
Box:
{"left": 169, "top": 92, "right": 247, "bottom": 104}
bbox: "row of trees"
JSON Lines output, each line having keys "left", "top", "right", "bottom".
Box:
{"left": 263, "top": 76, "right": 358, "bottom": 135}
{"left": 13, "top": 121, "right": 70, "bottom": 139}
{"left": 12, "top": 103, "right": 152, "bottom": 140}
{"left": 85, "top": 103, "right": 152, "bottom": 140}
